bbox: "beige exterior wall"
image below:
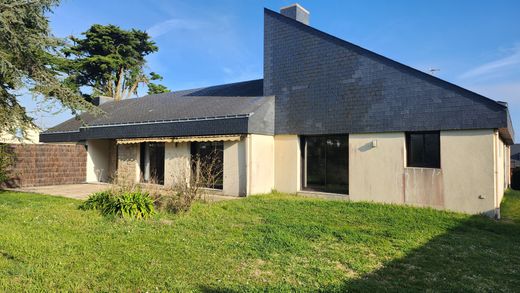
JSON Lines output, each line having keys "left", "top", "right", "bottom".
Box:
{"left": 349, "top": 132, "right": 405, "bottom": 204}
{"left": 164, "top": 142, "right": 191, "bottom": 187}
{"left": 347, "top": 130, "right": 502, "bottom": 215}
{"left": 223, "top": 139, "right": 247, "bottom": 196}
{"left": 441, "top": 130, "right": 495, "bottom": 214}
{"left": 86, "top": 139, "right": 111, "bottom": 182}
{"left": 274, "top": 135, "right": 301, "bottom": 193}
{"left": 494, "top": 131, "right": 509, "bottom": 208}
{"left": 117, "top": 143, "right": 141, "bottom": 184}
{"left": 0, "top": 127, "right": 40, "bottom": 144}
{"left": 247, "top": 134, "right": 275, "bottom": 194}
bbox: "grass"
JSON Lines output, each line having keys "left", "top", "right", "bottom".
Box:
{"left": 0, "top": 190, "right": 519, "bottom": 291}
{"left": 501, "top": 189, "right": 520, "bottom": 223}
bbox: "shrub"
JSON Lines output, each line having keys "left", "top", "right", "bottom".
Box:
{"left": 80, "top": 189, "right": 155, "bottom": 219}
{"left": 0, "top": 144, "right": 15, "bottom": 184}
{"left": 154, "top": 191, "right": 196, "bottom": 214}
{"left": 79, "top": 190, "right": 112, "bottom": 211}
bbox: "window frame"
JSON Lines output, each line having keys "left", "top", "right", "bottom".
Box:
{"left": 300, "top": 134, "right": 349, "bottom": 195}
{"left": 190, "top": 141, "right": 224, "bottom": 190}
{"left": 405, "top": 131, "right": 441, "bottom": 169}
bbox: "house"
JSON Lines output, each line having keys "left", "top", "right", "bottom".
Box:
{"left": 512, "top": 144, "right": 520, "bottom": 169}
{"left": 40, "top": 4, "right": 514, "bottom": 216}
{"left": 1, "top": 126, "right": 40, "bottom": 144}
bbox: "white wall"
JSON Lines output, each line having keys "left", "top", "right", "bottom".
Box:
{"left": 223, "top": 139, "right": 247, "bottom": 196}
{"left": 86, "top": 139, "right": 111, "bottom": 182}
{"left": 349, "top": 132, "right": 405, "bottom": 204}
{"left": 441, "top": 130, "right": 495, "bottom": 214}
{"left": 274, "top": 135, "right": 301, "bottom": 193}
{"left": 248, "top": 134, "right": 275, "bottom": 194}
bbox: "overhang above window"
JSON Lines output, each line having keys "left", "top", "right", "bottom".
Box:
{"left": 116, "top": 135, "right": 242, "bottom": 144}
{"left": 172, "top": 135, "right": 242, "bottom": 143}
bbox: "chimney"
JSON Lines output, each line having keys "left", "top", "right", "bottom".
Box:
{"left": 92, "top": 96, "right": 114, "bottom": 106}
{"left": 280, "top": 3, "right": 310, "bottom": 25}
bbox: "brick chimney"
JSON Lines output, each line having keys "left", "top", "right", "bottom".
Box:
{"left": 280, "top": 3, "right": 309, "bottom": 25}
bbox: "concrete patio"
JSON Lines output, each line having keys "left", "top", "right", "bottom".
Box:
{"left": 4, "top": 183, "right": 241, "bottom": 201}
{"left": 5, "top": 183, "right": 111, "bottom": 199}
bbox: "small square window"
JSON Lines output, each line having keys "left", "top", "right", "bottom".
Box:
{"left": 406, "top": 131, "right": 440, "bottom": 168}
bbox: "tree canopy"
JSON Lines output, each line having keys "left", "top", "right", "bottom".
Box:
{"left": 0, "top": 0, "right": 97, "bottom": 135}
{"left": 61, "top": 24, "right": 169, "bottom": 101}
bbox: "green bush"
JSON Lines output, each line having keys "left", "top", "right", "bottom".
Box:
{"left": 0, "top": 144, "right": 15, "bottom": 184}
{"left": 79, "top": 190, "right": 112, "bottom": 211}
{"left": 80, "top": 189, "right": 155, "bottom": 219}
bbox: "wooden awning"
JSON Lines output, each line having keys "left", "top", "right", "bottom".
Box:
{"left": 116, "top": 135, "right": 242, "bottom": 144}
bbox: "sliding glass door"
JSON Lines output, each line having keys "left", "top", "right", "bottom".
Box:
{"left": 302, "top": 135, "right": 348, "bottom": 194}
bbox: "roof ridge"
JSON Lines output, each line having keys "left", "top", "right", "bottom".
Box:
{"left": 264, "top": 8, "right": 507, "bottom": 110}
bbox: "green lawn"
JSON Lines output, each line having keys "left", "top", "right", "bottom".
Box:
{"left": 0, "top": 190, "right": 520, "bottom": 291}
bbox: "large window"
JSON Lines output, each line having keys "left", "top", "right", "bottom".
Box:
{"left": 191, "top": 142, "right": 224, "bottom": 190}
{"left": 406, "top": 131, "right": 440, "bottom": 168}
{"left": 139, "top": 142, "right": 165, "bottom": 184}
{"left": 302, "top": 135, "right": 349, "bottom": 194}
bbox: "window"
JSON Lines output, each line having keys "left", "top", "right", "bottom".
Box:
{"left": 139, "top": 142, "right": 165, "bottom": 184}
{"left": 301, "top": 135, "right": 349, "bottom": 194}
{"left": 191, "top": 142, "right": 224, "bottom": 190}
{"left": 406, "top": 132, "right": 440, "bottom": 168}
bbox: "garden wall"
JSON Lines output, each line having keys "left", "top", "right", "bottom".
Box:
{"left": 2, "top": 144, "right": 87, "bottom": 188}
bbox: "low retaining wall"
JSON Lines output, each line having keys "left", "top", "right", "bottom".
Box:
{"left": 2, "top": 144, "right": 87, "bottom": 188}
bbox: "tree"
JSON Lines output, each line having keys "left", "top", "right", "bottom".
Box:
{"left": 0, "top": 0, "right": 97, "bottom": 136}
{"left": 62, "top": 24, "right": 169, "bottom": 101}
{"left": 147, "top": 72, "right": 170, "bottom": 95}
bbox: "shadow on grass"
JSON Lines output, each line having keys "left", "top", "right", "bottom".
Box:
{"left": 198, "top": 215, "right": 520, "bottom": 292}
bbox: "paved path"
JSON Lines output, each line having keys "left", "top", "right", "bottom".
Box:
{"left": 5, "top": 183, "right": 111, "bottom": 199}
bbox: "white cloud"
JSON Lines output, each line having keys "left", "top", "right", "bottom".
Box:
{"left": 460, "top": 45, "right": 520, "bottom": 79}
{"left": 147, "top": 18, "right": 206, "bottom": 38}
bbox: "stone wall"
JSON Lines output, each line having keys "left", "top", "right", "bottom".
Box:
{"left": 117, "top": 144, "right": 140, "bottom": 184}
{"left": 2, "top": 144, "right": 87, "bottom": 188}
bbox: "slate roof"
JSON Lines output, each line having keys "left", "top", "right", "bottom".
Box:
{"left": 166, "top": 79, "right": 263, "bottom": 97}
{"left": 264, "top": 8, "right": 514, "bottom": 144}
{"left": 40, "top": 80, "right": 272, "bottom": 142}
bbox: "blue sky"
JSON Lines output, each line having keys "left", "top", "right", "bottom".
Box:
{"left": 22, "top": 0, "right": 520, "bottom": 140}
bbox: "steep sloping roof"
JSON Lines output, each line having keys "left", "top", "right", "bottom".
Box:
{"left": 264, "top": 8, "right": 514, "bottom": 144}
{"left": 165, "top": 79, "right": 263, "bottom": 98}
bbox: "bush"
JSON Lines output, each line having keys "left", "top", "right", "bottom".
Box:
{"left": 80, "top": 189, "right": 155, "bottom": 219}
{"left": 0, "top": 144, "right": 15, "bottom": 184}
{"left": 79, "top": 190, "right": 112, "bottom": 211}
{"left": 154, "top": 191, "right": 196, "bottom": 214}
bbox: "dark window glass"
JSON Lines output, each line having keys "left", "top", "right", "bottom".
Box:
{"left": 149, "top": 143, "right": 165, "bottom": 184}
{"left": 191, "top": 142, "right": 224, "bottom": 190}
{"left": 302, "top": 135, "right": 348, "bottom": 194}
{"left": 139, "top": 142, "right": 165, "bottom": 184}
{"left": 406, "top": 132, "right": 440, "bottom": 168}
